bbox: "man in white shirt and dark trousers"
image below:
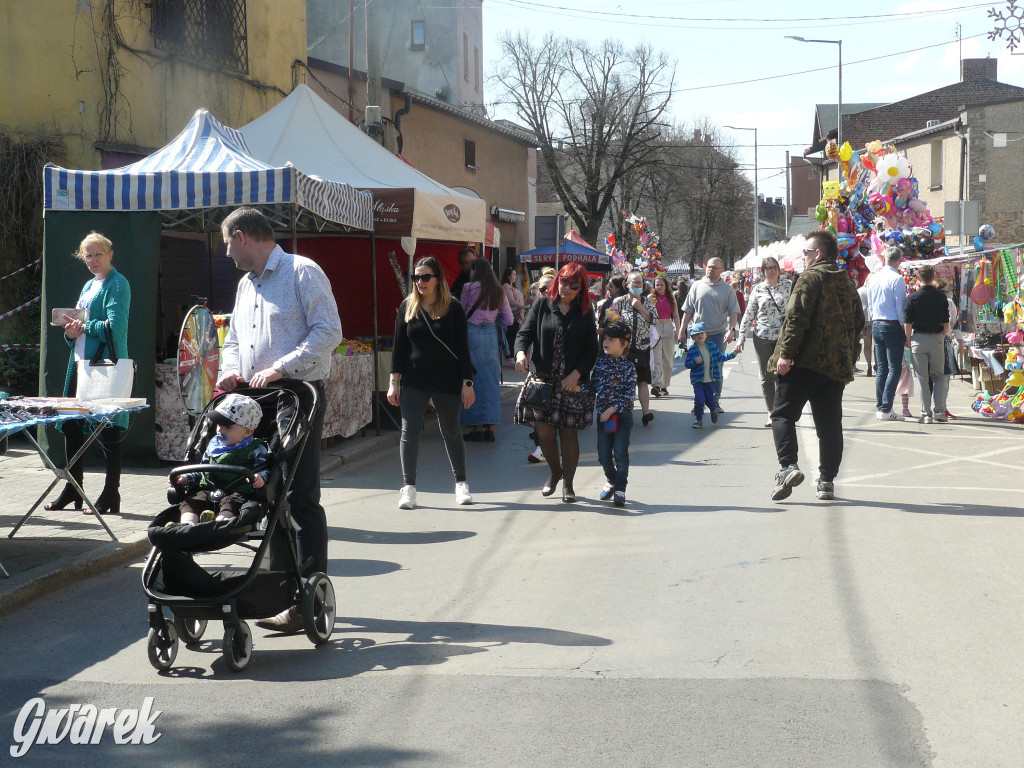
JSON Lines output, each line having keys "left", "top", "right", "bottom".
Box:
{"left": 218, "top": 207, "right": 344, "bottom": 634}
{"left": 867, "top": 246, "right": 909, "bottom": 421}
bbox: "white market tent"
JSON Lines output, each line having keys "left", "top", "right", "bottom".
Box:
{"left": 240, "top": 84, "right": 486, "bottom": 243}
{"left": 44, "top": 109, "right": 374, "bottom": 233}
{"left": 735, "top": 235, "right": 810, "bottom": 273}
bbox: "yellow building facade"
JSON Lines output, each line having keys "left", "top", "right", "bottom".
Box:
{"left": 0, "top": 0, "right": 306, "bottom": 168}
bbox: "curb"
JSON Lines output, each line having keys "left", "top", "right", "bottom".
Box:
{"left": 0, "top": 535, "right": 151, "bottom": 618}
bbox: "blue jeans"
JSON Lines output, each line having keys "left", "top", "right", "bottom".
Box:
{"left": 691, "top": 381, "right": 718, "bottom": 420}
{"left": 706, "top": 331, "right": 726, "bottom": 400}
{"left": 872, "top": 321, "right": 906, "bottom": 412}
{"left": 596, "top": 409, "right": 633, "bottom": 492}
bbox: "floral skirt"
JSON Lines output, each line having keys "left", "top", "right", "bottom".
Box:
{"left": 514, "top": 326, "right": 594, "bottom": 430}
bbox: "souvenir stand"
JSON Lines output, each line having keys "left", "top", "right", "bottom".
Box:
{"left": 41, "top": 109, "right": 374, "bottom": 462}
{"left": 239, "top": 85, "right": 487, "bottom": 428}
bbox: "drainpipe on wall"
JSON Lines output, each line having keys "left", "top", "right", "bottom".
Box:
{"left": 393, "top": 93, "right": 412, "bottom": 155}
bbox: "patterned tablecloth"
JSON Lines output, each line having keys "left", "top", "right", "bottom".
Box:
{"left": 154, "top": 351, "right": 373, "bottom": 461}
{"left": 322, "top": 351, "right": 373, "bottom": 439}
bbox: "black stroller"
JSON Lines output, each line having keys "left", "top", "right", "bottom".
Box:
{"left": 141, "top": 382, "right": 335, "bottom": 672}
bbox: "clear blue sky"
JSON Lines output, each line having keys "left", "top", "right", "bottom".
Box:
{"left": 482, "top": 0, "right": 1024, "bottom": 201}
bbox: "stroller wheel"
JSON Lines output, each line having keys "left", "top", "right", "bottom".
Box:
{"left": 223, "top": 621, "right": 253, "bottom": 672}
{"left": 301, "top": 572, "right": 336, "bottom": 646}
{"left": 173, "top": 615, "right": 208, "bottom": 647}
{"left": 147, "top": 619, "right": 178, "bottom": 671}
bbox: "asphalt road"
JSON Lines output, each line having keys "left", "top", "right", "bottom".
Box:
{"left": 1, "top": 351, "right": 1021, "bottom": 767}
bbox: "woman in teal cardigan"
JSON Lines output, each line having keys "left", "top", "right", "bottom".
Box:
{"left": 45, "top": 232, "right": 131, "bottom": 516}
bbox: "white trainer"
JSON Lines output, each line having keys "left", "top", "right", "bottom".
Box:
{"left": 455, "top": 481, "right": 473, "bottom": 505}
{"left": 398, "top": 485, "right": 417, "bottom": 509}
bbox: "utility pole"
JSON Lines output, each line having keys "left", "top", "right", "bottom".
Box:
{"left": 348, "top": 0, "right": 355, "bottom": 123}
{"left": 366, "top": 0, "right": 381, "bottom": 115}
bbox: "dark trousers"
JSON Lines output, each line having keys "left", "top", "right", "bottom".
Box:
{"left": 289, "top": 384, "right": 328, "bottom": 575}
{"left": 596, "top": 410, "right": 633, "bottom": 492}
{"left": 691, "top": 381, "right": 717, "bottom": 419}
{"left": 399, "top": 385, "right": 467, "bottom": 486}
{"left": 771, "top": 367, "right": 846, "bottom": 481}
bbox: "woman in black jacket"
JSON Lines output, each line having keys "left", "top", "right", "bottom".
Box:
{"left": 388, "top": 257, "right": 476, "bottom": 510}
{"left": 514, "top": 262, "right": 598, "bottom": 503}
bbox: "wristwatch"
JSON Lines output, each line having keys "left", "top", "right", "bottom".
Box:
{"left": 463, "top": 379, "right": 474, "bottom": 388}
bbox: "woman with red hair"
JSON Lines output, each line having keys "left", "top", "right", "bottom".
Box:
{"left": 514, "top": 262, "right": 598, "bottom": 503}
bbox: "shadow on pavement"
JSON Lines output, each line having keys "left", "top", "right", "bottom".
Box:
{"left": 329, "top": 526, "right": 476, "bottom": 545}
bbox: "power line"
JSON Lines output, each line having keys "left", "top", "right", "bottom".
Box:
{"left": 493, "top": 0, "right": 990, "bottom": 23}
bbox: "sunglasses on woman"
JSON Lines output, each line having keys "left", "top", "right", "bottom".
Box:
{"left": 412, "top": 274, "right": 437, "bottom": 283}
{"left": 561, "top": 281, "right": 581, "bottom": 290}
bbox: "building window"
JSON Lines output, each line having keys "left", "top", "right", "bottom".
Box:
{"left": 464, "top": 33, "right": 470, "bottom": 80}
{"left": 151, "top": 0, "right": 249, "bottom": 75}
{"left": 410, "top": 20, "right": 424, "bottom": 50}
{"left": 474, "top": 46, "right": 480, "bottom": 92}
{"left": 930, "top": 140, "right": 943, "bottom": 189}
{"left": 465, "top": 140, "right": 477, "bottom": 169}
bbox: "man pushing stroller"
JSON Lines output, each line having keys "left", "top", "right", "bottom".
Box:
{"left": 171, "top": 393, "right": 269, "bottom": 525}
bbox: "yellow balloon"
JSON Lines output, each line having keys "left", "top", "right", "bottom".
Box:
{"left": 839, "top": 141, "right": 852, "bottom": 162}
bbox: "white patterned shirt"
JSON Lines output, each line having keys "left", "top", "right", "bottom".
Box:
{"left": 739, "top": 278, "right": 793, "bottom": 340}
{"left": 220, "top": 245, "right": 343, "bottom": 383}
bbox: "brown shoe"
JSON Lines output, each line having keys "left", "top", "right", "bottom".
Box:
{"left": 255, "top": 606, "right": 303, "bottom": 633}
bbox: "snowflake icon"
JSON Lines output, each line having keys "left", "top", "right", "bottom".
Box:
{"left": 989, "top": 1, "right": 1024, "bottom": 53}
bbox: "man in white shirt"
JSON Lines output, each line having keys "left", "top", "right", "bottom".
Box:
{"left": 866, "top": 246, "right": 909, "bottom": 420}
{"left": 218, "top": 207, "right": 343, "bottom": 633}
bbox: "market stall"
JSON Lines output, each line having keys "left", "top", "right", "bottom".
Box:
{"left": 41, "top": 109, "right": 374, "bottom": 462}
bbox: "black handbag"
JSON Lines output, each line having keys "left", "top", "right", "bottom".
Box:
{"left": 522, "top": 375, "right": 553, "bottom": 409}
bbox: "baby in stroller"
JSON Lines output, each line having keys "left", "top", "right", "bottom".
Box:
{"left": 172, "top": 393, "right": 270, "bottom": 525}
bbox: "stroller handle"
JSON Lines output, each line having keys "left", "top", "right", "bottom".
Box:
{"left": 168, "top": 464, "right": 256, "bottom": 485}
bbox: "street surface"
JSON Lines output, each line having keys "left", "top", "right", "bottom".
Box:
{"left": 2, "top": 351, "right": 1022, "bottom": 767}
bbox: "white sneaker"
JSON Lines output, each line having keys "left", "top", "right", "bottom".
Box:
{"left": 934, "top": 413, "right": 948, "bottom": 423}
{"left": 527, "top": 445, "right": 544, "bottom": 463}
{"left": 921, "top": 415, "right": 933, "bottom": 424}
{"left": 876, "top": 411, "right": 903, "bottom": 421}
{"left": 763, "top": 418, "right": 773, "bottom": 428}
{"left": 455, "top": 481, "right": 473, "bottom": 505}
{"left": 398, "top": 485, "right": 416, "bottom": 509}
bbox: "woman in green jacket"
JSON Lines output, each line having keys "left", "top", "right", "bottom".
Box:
{"left": 45, "top": 232, "right": 131, "bottom": 516}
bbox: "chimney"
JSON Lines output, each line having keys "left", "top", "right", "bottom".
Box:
{"left": 961, "top": 57, "right": 997, "bottom": 83}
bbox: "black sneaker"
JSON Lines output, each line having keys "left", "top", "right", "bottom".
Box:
{"left": 710, "top": 409, "right": 719, "bottom": 424}
{"left": 816, "top": 478, "right": 835, "bottom": 500}
{"left": 613, "top": 491, "right": 626, "bottom": 507}
{"left": 771, "top": 465, "right": 804, "bottom": 501}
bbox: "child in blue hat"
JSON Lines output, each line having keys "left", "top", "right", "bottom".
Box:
{"left": 683, "top": 321, "right": 735, "bottom": 428}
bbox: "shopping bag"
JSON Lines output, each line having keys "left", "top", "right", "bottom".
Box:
{"left": 76, "top": 322, "right": 135, "bottom": 401}
{"left": 944, "top": 336, "right": 961, "bottom": 376}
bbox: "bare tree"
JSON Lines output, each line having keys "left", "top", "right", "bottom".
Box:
{"left": 495, "top": 33, "right": 674, "bottom": 245}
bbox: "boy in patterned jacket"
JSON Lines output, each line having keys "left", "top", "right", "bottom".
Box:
{"left": 684, "top": 321, "right": 736, "bottom": 428}
{"left": 586, "top": 321, "right": 637, "bottom": 507}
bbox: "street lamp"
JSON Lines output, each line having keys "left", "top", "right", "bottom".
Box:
{"left": 724, "top": 125, "right": 758, "bottom": 262}
{"left": 786, "top": 36, "right": 843, "bottom": 148}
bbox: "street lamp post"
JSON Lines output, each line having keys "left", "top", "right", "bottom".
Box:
{"left": 786, "top": 36, "right": 843, "bottom": 148}
{"left": 725, "top": 125, "right": 758, "bottom": 262}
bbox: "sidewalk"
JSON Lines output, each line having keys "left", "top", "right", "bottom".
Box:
{"left": 0, "top": 372, "right": 526, "bottom": 616}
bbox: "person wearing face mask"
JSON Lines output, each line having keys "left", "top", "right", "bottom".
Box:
{"left": 678, "top": 257, "right": 741, "bottom": 412}
{"left": 613, "top": 271, "right": 658, "bottom": 425}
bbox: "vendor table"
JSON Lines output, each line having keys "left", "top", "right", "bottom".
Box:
{"left": 0, "top": 405, "right": 149, "bottom": 574}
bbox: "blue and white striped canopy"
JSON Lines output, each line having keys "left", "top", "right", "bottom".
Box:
{"left": 43, "top": 109, "right": 373, "bottom": 232}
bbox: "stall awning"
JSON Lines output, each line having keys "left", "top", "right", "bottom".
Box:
{"left": 43, "top": 109, "right": 374, "bottom": 232}
{"left": 491, "top": 205, "right": 526, "bottom": 223}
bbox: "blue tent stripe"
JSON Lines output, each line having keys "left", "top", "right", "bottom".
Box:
{"left": 74, "top": 173, "right": 83, "bottom": 210}
{"left": 152, "top": 173, "right": 162, "bottom": 208}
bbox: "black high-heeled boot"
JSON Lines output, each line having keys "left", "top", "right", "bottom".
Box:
{"left": 87, "top": 426, "right": 123, "bottom": 516}
{"left": 46, "top": 429, "right": 85, "bottom": 511}
{"left": 45, "top": 482, "right": 83, "bottom": 511}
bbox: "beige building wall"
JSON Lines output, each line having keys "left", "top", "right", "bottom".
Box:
{"left": 1, "top": 0, "right": 306, "bottom": 169}
{"left": 394, "top": 98, "right": 532, "bottom": 255}
{"left": 968, "top": 101, "right": 1024, "bottom": 244}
